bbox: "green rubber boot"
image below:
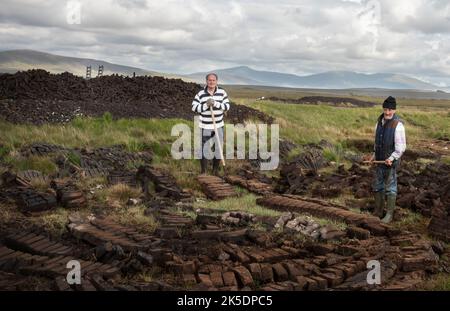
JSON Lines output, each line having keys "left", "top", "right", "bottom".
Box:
{"left": 382, "top": 194, "right": 396, "bottom": 223}
{"left": 373, "top": 191, "right": 385, "bottom": 218}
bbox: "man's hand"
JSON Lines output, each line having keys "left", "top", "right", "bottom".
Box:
{"left": 385, "top": 159, "right": 393, "bottom": 166}
{"left": 206, "top": 98, "right": 215, "bottom": 108}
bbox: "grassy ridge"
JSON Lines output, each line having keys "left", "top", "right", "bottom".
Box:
{"left": 1, "top": 102, "right": 447, "bottom": 154}
{"left": 0, "top": 113, "right": 185, "bottom": 151}
{"left": 237, "top": 99, "right": 449, "bottom": 146}
{"left": 1, "top": 99, "right": 448, "bottom": 178}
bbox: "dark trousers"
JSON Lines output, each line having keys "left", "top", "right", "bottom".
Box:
{"left": 372, "top": 161, "right": 399, "bottom": 195}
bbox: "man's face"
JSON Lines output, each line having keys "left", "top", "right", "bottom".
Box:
{"left": 383, "top": 108, "right": 396, "bottom": 119}
{"left": 206, "top": 75, "right": 217, "bottom": 90}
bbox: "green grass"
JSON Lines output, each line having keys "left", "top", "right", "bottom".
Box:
{"left": 5, "top": 155, "right": 58, "bottom": 175}
{"left": 420, "top": 273, "right": 450, "bottom": 291}
{"left": 67, "top": 150, "right": 81, "bottom": 167}
{"left": 106, "top": 183, "right": 142, "bottom": 206}
{"left": 29, "top": 177, "right": 51, "bottom": 192}
{"left": 36, "top": 208, "right": 70, "bottom": 238}
{"left": 0, "top": 115, "right": 188, "bottom": 154}
{"left": 125, "top": 159, "right": 147, "bottom": 170}
{"left": 1, "top": 96, "right": 448, "bottom": 182}
{"left": 127, "top": 266, "right": 162, "bottom": 284}
{"left": 314, "top": 217, "right": 348, "bottom": 230}
{"left": 392, "top": 209, "right": 429, "bottom": 234}
{"left": 75, "top": 176, "right": 107, "bottom": 192}
{"left": 194, "top": 193, "right": 282, "bottom": 217}
{"left": 111, "top": 205, "right": 159, "bottom": 234}
{"left": 193, "top": 191, "right": 349, "bottom": 232}
{"left": 238, "top": 100, "right": 449, "bottom": 146}
{"left": 0, "top": 145, "right": 10, "bottom": 159}
{"left": 442, "top": 156, "right": 450, "bottom": 165}
{"left": 322, "top": 143, "right": 345, "bottom": 164}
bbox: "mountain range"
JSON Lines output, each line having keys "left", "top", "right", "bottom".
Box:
{"left": 186, "top": 66, "right": 438, "bottom": 90}
{"left": 0, "top": 49, "right": 442, "bottom": 90}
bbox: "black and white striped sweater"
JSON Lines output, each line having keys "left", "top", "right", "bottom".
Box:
{"left": 191, "top": 86, "right": 230, "bottom": 129}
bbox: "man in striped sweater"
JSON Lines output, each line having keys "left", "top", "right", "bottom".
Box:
{"left": 192, "top": 73, "right": 230, "bottom": 175}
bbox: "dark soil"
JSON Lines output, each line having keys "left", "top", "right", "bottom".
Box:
{"left": 265, "top": 96, "right": 376, "bottom": 107}
{"left": 0, "top": 69, "right": 273, "bottom": 125}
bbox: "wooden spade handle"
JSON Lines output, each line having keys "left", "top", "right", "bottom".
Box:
{"left": 363, "top": 160, "right": 385, "bottom": 164}
{"left": 210, "top": 105, "right": 225, "bottom": 167}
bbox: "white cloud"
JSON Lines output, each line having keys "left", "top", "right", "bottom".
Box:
{"left": 0, "top": 0, "right": 449, "bottom": 86}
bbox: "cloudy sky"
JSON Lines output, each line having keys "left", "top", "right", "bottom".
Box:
{"left": 1, "top": 0, "right": 450, "bottom": 86}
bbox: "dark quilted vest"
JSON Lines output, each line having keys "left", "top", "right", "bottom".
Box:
{"left": 375, "top": 113, "right": 400, "bottom": 161}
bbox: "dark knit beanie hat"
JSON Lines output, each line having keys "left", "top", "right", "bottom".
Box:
{"left": 383, "top": 96, "right": 396, "bottom": 109}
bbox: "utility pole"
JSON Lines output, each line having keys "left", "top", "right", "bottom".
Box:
{"left": 97, "top": 65, "right": 104, "bottom": 77}
{"left": 86, "top": 65, "right": 91, "bottom": 79}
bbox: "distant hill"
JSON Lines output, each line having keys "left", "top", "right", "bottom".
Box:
{"left": 187, "top": 66, "right": 439, "bottom": 90}
{"left": 226, "top": 84, "right": 450, "bottom": 100}
{"left": 0, "top": 49, "right": 443, "bottom": 91}
{"left": 0, "top": 49, "right": 185, "bottom": 79}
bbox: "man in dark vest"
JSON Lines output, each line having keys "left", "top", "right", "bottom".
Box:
{"left": 369, "top": 96, "right": 406, "bottom": 223}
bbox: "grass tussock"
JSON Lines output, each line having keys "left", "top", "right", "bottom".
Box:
{"left": 29, "top": 177, "right": 51, "bottom": 192}
{"left": 194, "top": 193, "right": 281, "bottom": 217}
{"left": 106, "top": 183, "right": 142, "bottom": 206}
{"left": 419, "top": 273, "right": 450, "bottom": 291}
{"left": 34, "top": 208, "right": 70, "bottom": 238}
{"left": 75, "top": 176, "right": 107, "bottom": 192}
{"left": 442, "top": 156, "right": 450, "bottom": 165}
{"left": 392, "top": 209, "right": 429, "bottom": 234}
{"left": 6, "top": 155, "right": 58, "bottom": 175}
{"left": 111, "top": 205, "right": 159, "bottom": 234}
